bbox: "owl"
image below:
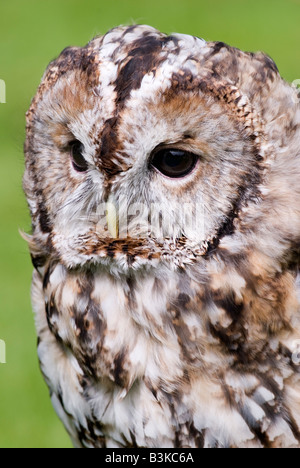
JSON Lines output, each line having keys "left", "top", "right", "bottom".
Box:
{"left": 23, "top": 25, "right": 300, "bottom": 448}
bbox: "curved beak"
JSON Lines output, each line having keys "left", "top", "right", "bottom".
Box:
{"left": 106, "top": 195, "right": 119, "bottom": 238}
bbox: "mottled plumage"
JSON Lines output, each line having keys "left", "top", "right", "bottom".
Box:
{"left": 23, "top": 25, "right": 300, "bottom": 448}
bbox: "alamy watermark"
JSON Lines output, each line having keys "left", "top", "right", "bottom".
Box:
{"left": 65, "top": 196, "right": 208, "bottom": 243}
{"left": 0, "top": 339, "right": 6, "bottom": 364}
{"left": 0, "top": 79, "right": 6, "bottom": 103}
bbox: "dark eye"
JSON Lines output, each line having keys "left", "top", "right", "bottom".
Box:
{"left": 70, "top": 140, "right": 88, "bottom": 172}
{"left": 151, "top": 149, "right": 198, "bottom": 179}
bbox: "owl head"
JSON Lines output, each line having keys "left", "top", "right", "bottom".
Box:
{"left": 23, "top": 25, "right": 300, "bottom": 275}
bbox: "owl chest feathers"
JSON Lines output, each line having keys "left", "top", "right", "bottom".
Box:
{"left": 33, "top": 258, "right": 300, "bottom": 448}
{"left": 41, "top": 262, "right": 200, "bottom": 389}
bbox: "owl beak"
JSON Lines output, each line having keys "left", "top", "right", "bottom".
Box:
{"left": 106, "top": 195, "right": 119, "bottom": 238}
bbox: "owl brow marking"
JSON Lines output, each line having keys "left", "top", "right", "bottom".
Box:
{"left": 97, "top": 32, "right": 175, "bottom": 178}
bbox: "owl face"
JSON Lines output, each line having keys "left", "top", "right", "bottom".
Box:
{"left": 24, "top": 25, "right": 300, "bottom": 274}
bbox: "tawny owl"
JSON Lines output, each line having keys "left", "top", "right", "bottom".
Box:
{"left": 23, "top": 25, "right": 300, "bottom": 448}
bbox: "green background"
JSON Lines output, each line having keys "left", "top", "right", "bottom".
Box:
{"left": 0, "top": 0, "right": 299, "bottom": 448}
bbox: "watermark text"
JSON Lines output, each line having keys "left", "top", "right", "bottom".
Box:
{"left": 0, "top": 339, "right": 6, "bottom": 364}
{"left": 0, "top": 79, "right": 6, "bottom": 103}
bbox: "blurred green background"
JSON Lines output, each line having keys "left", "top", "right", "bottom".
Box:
{"left": 0, "top": 0, "right": 299, "bottom": 448}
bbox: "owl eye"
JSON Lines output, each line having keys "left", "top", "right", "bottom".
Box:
{"left": 70, "top": 141, "right": 88, "bottom": 172}
{"left": 151, "top": 148, "right": 198, "bottom": 179}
